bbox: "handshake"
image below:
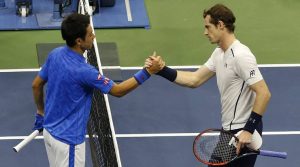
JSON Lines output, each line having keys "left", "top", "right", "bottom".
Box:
{"left": 133, "top": 51, "right": 166, "bottom": 85}
{"left": 143, "top": 51, "right": 165, "bottom": 75}
{"left": 138, "top": 51, "right": 177, "bottom": 83}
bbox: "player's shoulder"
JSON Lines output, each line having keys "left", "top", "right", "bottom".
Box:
{"left": 213, "top": 46, "right": 223, "bottom": 53}
{"left": 210, "top": 46, "right": 223, "bottom": 58}
{"left": 76, "top": 63, "right": 98, "bottom": 76}
{"left": 69, "top": 63, "right": 98, "bottom": 85}
{"left": 49, "top": 46, "right": 65, "bottom": 55}
{"left": 47, "top": 46, "right": 66, "bottom": 61}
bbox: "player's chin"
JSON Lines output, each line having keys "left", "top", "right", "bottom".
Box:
{"left": 207, "top": 38, "right": 214, "bottom": 44}
{"left": 209, "top": 39, "right": 217, "bottom": 44}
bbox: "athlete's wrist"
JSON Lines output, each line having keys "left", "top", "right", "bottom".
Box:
{"left": 243, "top": 111, "right": 262, "bottom": 134}
{"left": 134, "top": 68, "right": 151, "bottom": 85}
{"left": 156, "top": 66, "right": 177, "bottom": 82}
{"left": 33, "top": 113, "right": 44, "bottom": 132}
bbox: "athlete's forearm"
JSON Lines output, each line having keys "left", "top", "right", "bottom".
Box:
{"left": 109, "top": 78, "right": 139, "bottom": 97}
{"left": 175, "top": 71, "right": 202, "bottom": 88}
{"left": 175, "top": 66, "right": 215, "bottom": 88}
{"left": 32, "top": 84, "right": 45, "bottom": 115}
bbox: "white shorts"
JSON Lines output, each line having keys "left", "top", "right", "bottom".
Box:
{"left": 43, "top": 129, "right": 85, "bottom": 167}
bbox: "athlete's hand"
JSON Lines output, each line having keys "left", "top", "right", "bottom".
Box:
{"left": 236, "top": 130, "right": 252, "bottom": 155}
{"left": 32, "top": 113, "right": 44, "bottom": 132}
{"left": 144, "top": 51, "right": 165, "bottom": 70}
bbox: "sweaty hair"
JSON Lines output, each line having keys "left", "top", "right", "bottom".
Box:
{"left": 61, "top": 13, "right": 90, "bottom": 47}
{"left": 203, "top": 4, "right": 236, "bottom": 32}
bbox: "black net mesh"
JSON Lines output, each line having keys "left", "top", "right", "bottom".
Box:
{"left": 86, "top": 44, "right": 118, "bottom": 167}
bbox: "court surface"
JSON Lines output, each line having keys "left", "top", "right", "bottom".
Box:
{"left": 0, "top": 65, "right": 299, "bottom": 167}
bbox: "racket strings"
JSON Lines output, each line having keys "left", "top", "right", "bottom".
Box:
{"left": 195, "top": 131, "right": 237, "bottom": 164}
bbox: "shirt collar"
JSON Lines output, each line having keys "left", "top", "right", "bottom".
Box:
{"left": 225, "top": 40, "right": 240, "bottom": 54}
{"left": 64, "top": 46, "right": 86, "bottom": 62}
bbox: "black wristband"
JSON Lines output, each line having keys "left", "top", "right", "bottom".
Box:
{"left": 156, "top": 66, "right": 177, "bottom": 82}
{"left": 243, "top": 111, "right": 262, "bottom": 134}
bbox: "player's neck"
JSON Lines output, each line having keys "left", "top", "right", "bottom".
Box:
{"left": 219, "top": 33, "right": 236, "bottom": 52}
{"left": 70, "top": 46, "right": 85, "bottom": 55}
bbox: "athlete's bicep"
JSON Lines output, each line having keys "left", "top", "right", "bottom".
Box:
{"left": 32, "top": 75, "right": 47, "bottom": 89}
{"left": 249, "top": 79, "right": 271, "bottom": 98}
{"left": 249, "top": 79, "right": 271, "bottom": 115}
{"left": 81, "top": 68, "right": 114, "bottom": 94}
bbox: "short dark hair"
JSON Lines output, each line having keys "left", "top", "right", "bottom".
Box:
{"left": 61, "top": 13, "right": 90, "bottom": 47}
{"left": 203, "top": 4, "right": 236, "bottom": 32}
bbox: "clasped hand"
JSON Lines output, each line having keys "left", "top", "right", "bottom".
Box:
{"left": 144, "top": 51, "right": 165, "bottom": 74}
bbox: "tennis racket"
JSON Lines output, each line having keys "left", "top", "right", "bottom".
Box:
{"left": 193, "top": 129, "right": 287, "bottom": 166}
{"left": 13, "top": 130, "right": 41, "bottom": 152}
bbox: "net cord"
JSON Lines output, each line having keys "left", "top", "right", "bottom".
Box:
{"left": 78, "top": 1, "right": 122, "bottom": 166}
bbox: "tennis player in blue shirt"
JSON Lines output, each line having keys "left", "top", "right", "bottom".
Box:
{"left": 31, "top": 13, "right": 163, "bottom": 167}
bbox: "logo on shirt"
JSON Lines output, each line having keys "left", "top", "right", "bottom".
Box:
{"left": 97, "top": 74, "right": 110, "bottom": 85}
{"left": 97, "top": 74, "right": 102, "bottom": 80}
{"left": 250, "top": 70, "right": 255, "bottom": 77}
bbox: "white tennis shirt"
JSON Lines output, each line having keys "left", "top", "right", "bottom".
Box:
{"left": 204, "top": 40, "right": 263, "bottom": 130}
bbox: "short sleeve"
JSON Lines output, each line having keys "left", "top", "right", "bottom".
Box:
{"left": 234, "top": 53, "right": 263, "bottom": 85}
{"left": 204, "top": 57, "right": 215, "bottom": 72}
{"left": 38, "top": 55, "right": 50, "bottom": 81}
{"left": 81, "top": 67, "right": 114, "bottom": 94}
{"left": 204, "top": 48, "right": 219, "bottom": 72}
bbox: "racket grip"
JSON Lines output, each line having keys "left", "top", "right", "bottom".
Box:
{"left": 259, "top": 150, "right": 287, "bottom": 159}
{"left": 13, "top": 130, "right": 40, "bottom": 153}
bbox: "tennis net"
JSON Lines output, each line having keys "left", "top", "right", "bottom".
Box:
{"left": 78, "top": 1, "right": 121, "bottom": 166}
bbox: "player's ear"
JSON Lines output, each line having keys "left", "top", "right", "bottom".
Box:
{"left": 218, "top": 20, "right": 226, "bottom": 30}
{"left": 75, "top": 38, "right": 83, "bottom": 46}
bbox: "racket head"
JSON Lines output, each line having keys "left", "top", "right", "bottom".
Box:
{"left": 193, "top": 129, "right": 238, "bottom": 166}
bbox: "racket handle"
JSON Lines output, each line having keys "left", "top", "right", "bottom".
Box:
{"left": 259, "top": 150, "right": 287, "bottom": 159}
{"left": 13, "top": 130, "right": 40, "bottom": 153}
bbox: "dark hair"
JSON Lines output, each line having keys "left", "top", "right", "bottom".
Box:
{"left": 61, "top": 13, "right": 90, "bottom": 47}
{"left": 203, "top": 4, "right": 236, "bottom": 32}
